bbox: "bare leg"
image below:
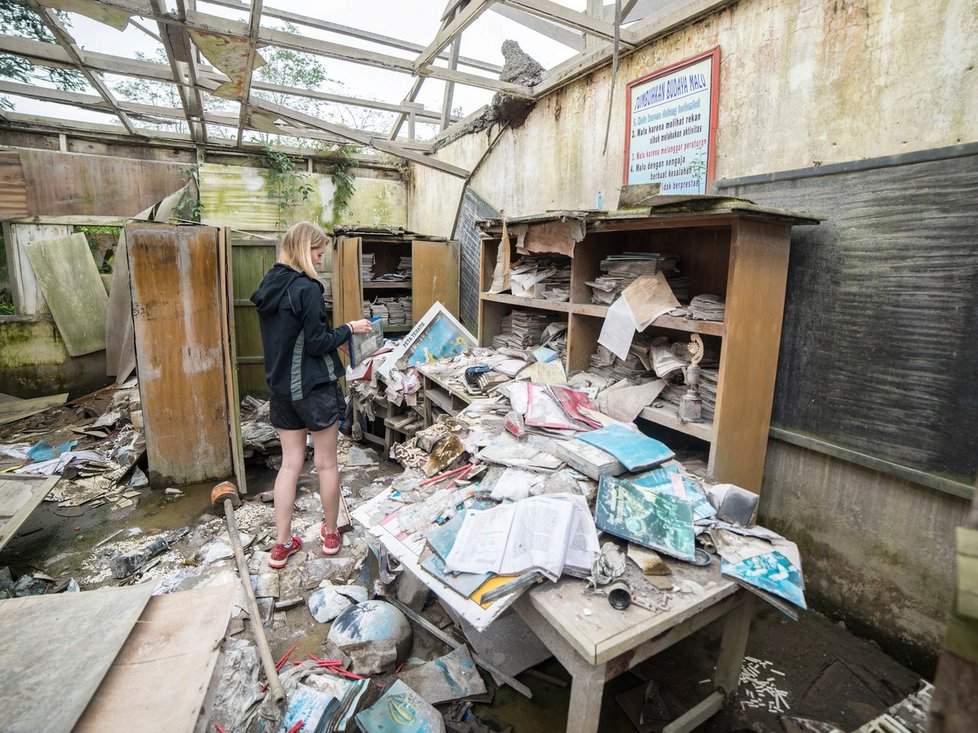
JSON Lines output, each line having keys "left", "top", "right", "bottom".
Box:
{"left": 274, "top": 428, "right": 308, "bottom": 544}
{"left": 311, "top": 423, "right": 340, "bottom": 533}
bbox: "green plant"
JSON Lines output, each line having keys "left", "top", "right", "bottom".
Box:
{"left": 75, "top": 225, "right": 120, "bottom": 274}
{"left": 258, "top": 145, "right": 315, "bottom": 232}
{"left": 176, "top": 165, "right": 204, "bottom": 222}
{"left": 327, "top": 145, "right": 358, "bottom": 227}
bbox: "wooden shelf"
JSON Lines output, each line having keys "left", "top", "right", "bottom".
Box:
{"left": 382, "top": 324, "right": 412, "bottom": 333}
{"left": 573, "top": 303, "right": 725, "bottom": 336}
{"left": 480, "top": 292, "right": 573, "bottom": 312}
{"left": 363, "top": 281, "right": 411, "bottom": 290}
{"left": 638, "top": 404, "right": 715, "bottom": 442}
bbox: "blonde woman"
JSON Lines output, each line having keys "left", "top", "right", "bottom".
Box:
{"left": 250, "top": 221, "right": 372, "bottom": 568}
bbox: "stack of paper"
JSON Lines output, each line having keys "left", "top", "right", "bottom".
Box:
{"left": 444, "top": 493, "right": 599, "bottom": 582}
{"left": 689, "top": 293, "right": 725, "bottom": 321}
{"left": 492, "top": 310, "right": 557, "bottom": 350}
{"left": 659, "top": 367, "right": 718, "bottom": 419}
{"left": 666, "top": 272, "right": 690, "bottom": 303}
{"left": 360, "top": 252, "right": 375, "bottom": 281}
{"left": 588, "top": 252, "right": 679, "bottom": 303}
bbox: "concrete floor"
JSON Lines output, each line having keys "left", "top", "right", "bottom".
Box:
{"left": 0, "top": 439, "right": 926, "bottom": 733}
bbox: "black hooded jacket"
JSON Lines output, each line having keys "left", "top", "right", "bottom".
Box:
{"left": 250, "top": 263, "right": 351, "bottom": 401}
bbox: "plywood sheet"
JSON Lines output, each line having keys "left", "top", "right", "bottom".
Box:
{"left": 18, "top": 149, "right": 187, "bottom": 216}
{"left": 75, "top": 583, "right": 237, "bottom": 733}
{"left": 0, "top": 392, "right": 68, "bottom": 426}
{"left": 0, "top": 474, "right": 60, "bottom": 552}
{"left": 127, "top": 223, "right": 232, "bottom": 487}
{"left": 3, "top": 223, "right": 72, "bottom": 315}
{"left": 26, "top": 233, "right": 108, "bottom": 356}
{"left": 412, "top": 239, "right": 460, "bottom": 322}
{"left": 0, "top": 583, "right": 155, "bottom": 733}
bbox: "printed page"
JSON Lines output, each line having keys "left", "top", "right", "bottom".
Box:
{"left": 498, "top": 496, "right": 575, "bottom": 581}
{"left": 554, "top": 494, "right": 601, "bottom": 577}
{"left": 443, "top": 503, "right": 515, "bottom": 575}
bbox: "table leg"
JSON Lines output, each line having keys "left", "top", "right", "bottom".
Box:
{"left": 566, "top": 660, "right": 607, "bottom": 733}
{"left": 713, "top": 595, "right": 755, "bottom": 694}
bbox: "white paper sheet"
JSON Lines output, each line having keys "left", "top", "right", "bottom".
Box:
{"left": 597, "top": 296, "right": 637, "bottom": 361}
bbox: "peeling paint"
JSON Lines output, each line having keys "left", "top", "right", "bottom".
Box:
{"left": 188, "top": 30, "right": 267, "bottom": 100}
{"left": 43, "top": 0, "right": 131, "bottom": 31}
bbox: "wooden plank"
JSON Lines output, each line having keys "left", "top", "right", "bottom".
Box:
{"left": 412, "top": 239, "right": 460, "bottom": 323}
{"left": 25, "top": 233, "right": 108, "bottom": 356}
{"left": 332, "top": 236, "right": 364, "bottom": 333}
{"left": 4, "top": 223, "right": 71, "bottom": 315}
{"left": 0, "top": 474, "right": 60, "bottom": 552}
{"left": 502, "top": 0, "right": 638, "bottom": 44}
{"left": 0, "top": 392, "right": 68, "bottom": 426}
{"left": 710, "top": 219, "right": 791, "bottom": 492}
{"left": 413, "top": 0, "right": 495, "bottom": 71}
{"left": 490, "top": 4, "right": 585, "bottom": 50}
{"left": 219, "top": 228, "right": 247, "bottom": 493}
{"left": 74, "top": 583, "right": 237, "bottom": 733}
{"left": 128, "top": 223, "right": 233, "bottom": 487}
{"left": 0, "top": 584, "right": 155, "bottom": 733}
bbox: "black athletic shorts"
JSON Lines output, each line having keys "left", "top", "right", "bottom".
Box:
{"left": 269, "top": 381, "right": 345, "bottom": 432}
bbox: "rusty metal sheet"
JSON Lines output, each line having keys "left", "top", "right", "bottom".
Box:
{"left": 0, "top": 151, "right": 28, "bottom": 219}
{"left": 18, "top": 149, "right": 188, "bottom": 217}
{"left": 127, "top": 222, "right": 232, "bottom": 487}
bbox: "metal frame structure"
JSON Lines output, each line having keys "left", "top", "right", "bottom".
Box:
{"left": 0, "top": 0, "right": 735, "bottom": 176}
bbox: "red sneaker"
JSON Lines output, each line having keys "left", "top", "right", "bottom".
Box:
{"left": 269, "top": 535, "right": 302, "bottom": 569}
{"left": 321, "top": 524, "right": 340, "bottom": 556}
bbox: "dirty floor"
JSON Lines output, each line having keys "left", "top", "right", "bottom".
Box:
{"left": 0, "top": 434, "right": 925, "bottom": 733}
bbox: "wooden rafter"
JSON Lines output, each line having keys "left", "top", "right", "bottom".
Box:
{"left": 235, "top": 0, "right": 263, "bottom": 146}
{"left": 499, "top": 0, "right": 638, "bottom": 46}
{"left": 203, "top": 0, "right": 503, "bottom": 75}
{"left": 197, "top": 77, "right": 470, "bottom": 178}
{"left": 151, "top": 0, "right": 206, "bottom": 143}
{"left": 489, "top": 4, "right": 585, "bottom": 50}
{"left": 23, "top": 1, "right": 140, "bottom": 136}
{"left": 413, "top": 0, "right": 495, "bottom": 72}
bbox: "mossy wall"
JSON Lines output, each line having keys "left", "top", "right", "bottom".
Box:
{"left": 0, "top": 317, "right": 110, "bottom": 398}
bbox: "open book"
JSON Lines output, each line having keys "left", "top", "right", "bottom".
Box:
{"left": 443, "top": 494, "right": 599, "bottom": 582}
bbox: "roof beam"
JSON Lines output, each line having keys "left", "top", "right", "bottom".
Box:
{"left": 489, "top": 4, "right": 585, "bottom": 51}
{"left": 23, "top": 2, "right": 140, "bottom": 136}
{"left": 235, "top": 0, "right": 263, "bottom": 146}
{"left": 413, "top": 0, "right": 495, "bottom": 72}
{"left": 151, "top": 0, "right": 206, "bottom": 143}
{"left": 202, "top": 0, "right": 503, "bottom": 75}
{"left": 198, "top": 77, "right": 470, "bottom": 178}
{"left": 0, "top": 35, "right": 455, "bottom": 124}
{"left": 498, "top": 0, "right": 638, "bottom": 45}
{"left": 534, "top": 0, "right": 736, "bottom": 97}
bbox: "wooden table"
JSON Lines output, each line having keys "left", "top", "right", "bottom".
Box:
{"left": 514, "top": 561, "right": 754, "bottom": 733}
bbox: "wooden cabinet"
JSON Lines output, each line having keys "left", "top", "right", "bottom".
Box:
{"left": 476, "top": 203, "right": 818, "bottom": 492}
{"left": 331, "top": 228, "right": 460, "bottom": 335}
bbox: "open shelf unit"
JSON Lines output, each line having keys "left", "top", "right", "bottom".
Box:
{"left": 477, "top": 204, "right": 818, "bottom": 492}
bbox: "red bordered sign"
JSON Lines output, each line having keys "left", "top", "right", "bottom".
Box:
{"left": 623, "top": 48, "right": 720, "bottom": 194}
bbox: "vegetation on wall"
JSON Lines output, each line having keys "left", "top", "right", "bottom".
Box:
{"left": 0, "top": 228, "right": 12, "bottom": 315}
{"left": 258, "top": 145, "right": 315, "bottom": 232}
{"left": 75, "top": 225, "right": 121, "bottom": 274}
{"left": 326, "top": 145, "right": 359, "bottom": 227}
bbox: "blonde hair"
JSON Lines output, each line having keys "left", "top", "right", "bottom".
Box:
{"left": 278, "top": 221, "right": 328, "bottom": 279}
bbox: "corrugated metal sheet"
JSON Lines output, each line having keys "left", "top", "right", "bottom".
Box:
{"left": 18, "top": 149, "right": 188, "bottom": 216}
{"left": 0, "top": 151, "right": 29, "bottom": 219}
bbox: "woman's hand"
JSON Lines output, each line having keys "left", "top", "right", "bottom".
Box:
{"left": 347, "top": 319, "right": 374, "bottom": 334}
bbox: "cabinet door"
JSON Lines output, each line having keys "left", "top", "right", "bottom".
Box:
{"left": 412, "top": 239, "right": 460, "bottom": 322}
{"left": 332, "top": 236, "right": 363, "bottom": 328}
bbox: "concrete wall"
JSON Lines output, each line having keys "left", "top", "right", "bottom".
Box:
{"left": 406, "top": 0, "right": 978, "bottom": 672}
{"left": 0, "top": 317, "right": 110, "bottom": 398}
{"left": 409, "top": 0, "right": 977, "bottom": 230}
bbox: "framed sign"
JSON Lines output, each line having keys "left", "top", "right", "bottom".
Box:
{"left": 624, "top": 48, "right": 720, "bottom": 194}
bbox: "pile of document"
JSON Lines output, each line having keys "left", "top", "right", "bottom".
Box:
{"left": 363, "top": 296, "right": 411, "bottom": 326}
{"left": 587, "top": 252, "right": 679, "bottom": 303}
{"left": 689, "top": 293, "right": 725, "bottom": 321}
{"left": 659, "top": 367, "right": 719, "bottom": 419}
{"left": 589, "top": 342, "right": 655, "bottom": 381}
{"left": 360, "top": 252, "right": 375, "bottom": 281}
{"left": 373, "top": 256, "right": 412, "bottom": 282}
{"left": 444, "top": 493, "right": 600, "bottom": 582}
{"left": 492, "top": 309, "right": 557, "bottom": 350}
{"left": 508, "top": 255, "right": 572, "bottom": 301}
